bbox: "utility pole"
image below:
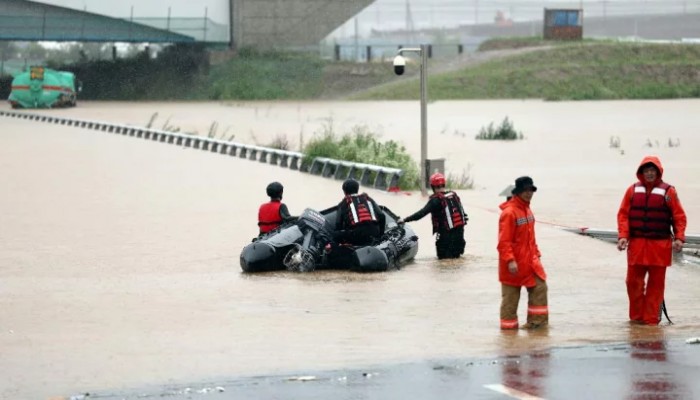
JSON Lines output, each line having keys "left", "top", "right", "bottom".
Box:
{"left": 603, "top": 0, "right": 608, "bottom": 22}
{"left": 393, "top": 46, "right": 429, "bottom": 195}
{"left": 354, "top": 17, "right": 359, "bottom": 62}
{"left": 203, "top": 7, "right": 208, "bottom": 42}
{"left": 229, "top": 0, "right": 236, "bottom": 51}
{"left": 165, "top": 6, "right": 172, "bottom": 43}
{"left": 128, "top": 6, "right": 134, "bottom": 42}
{"left": 405, "top": 0, "right": 415, "bottom": 43}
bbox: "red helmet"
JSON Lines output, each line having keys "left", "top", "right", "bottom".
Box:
{"left": 429, "top": 172, "right": 446, "bottom": 187}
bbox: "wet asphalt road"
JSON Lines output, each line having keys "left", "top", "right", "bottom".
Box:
{"left": 78, "top": 336, "right": 700, "bottom": 400}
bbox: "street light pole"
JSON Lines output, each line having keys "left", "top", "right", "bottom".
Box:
{"left": 395, "top": 45, "right": 428, "bottom": 196}
{"left": 420, "top": 44, "right": 428, "bottom": 196}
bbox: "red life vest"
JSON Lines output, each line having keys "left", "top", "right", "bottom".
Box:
{"left": 258, "top": 201, "right": 283, "bottom": 233}
{"left": 629, "top": 182, "right": 672, "bottom": 239}
{"left": 345, "top": 194, "right": 378, "bottom": 226}
{"left": 431, "top": 191, "right": 466, "bottom": 233}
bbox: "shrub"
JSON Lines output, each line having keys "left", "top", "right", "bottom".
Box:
{"left": 267, "top": 134, "right": 291, "bottom": 150}
{"left": 447, "top": 165, "right": 474, "bottom": 190}
{"left": 302, "top": 120, "right": 420, "bottom": 190}
{"left": 475, "top": 117, "right": 524, "bottom": 140}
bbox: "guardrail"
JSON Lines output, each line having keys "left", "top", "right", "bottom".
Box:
{"left": 0, "top": 110, "right": 403, "bottom": 190}
{"left": 309, "top": 157, "right": 402, "bottom": 190}
{"left": 563, "top": 228, "right": 700, "bottom": 248}
{"left": 563, "top": 227, "right": 700, "bottom": 250}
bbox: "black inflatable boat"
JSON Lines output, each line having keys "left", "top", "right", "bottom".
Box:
{"left": 240, "top": 206, "right": 419, "bottom": 273}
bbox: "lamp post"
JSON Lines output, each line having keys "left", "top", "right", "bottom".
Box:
{"left": 393, "top": 44, "right": 428, "bottom": 196}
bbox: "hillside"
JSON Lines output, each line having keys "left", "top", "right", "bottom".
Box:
{"left": 353, "top": 41, "right": 700, "bottom": 101}
{"left": 3, "top": 40, "right": 698, "bottom": 101}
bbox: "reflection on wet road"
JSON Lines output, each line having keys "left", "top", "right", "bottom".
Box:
{"left": 91, "top": 328, "right": 700, "bottom": 399}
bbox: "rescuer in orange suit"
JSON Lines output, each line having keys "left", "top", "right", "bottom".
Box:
{"left": 497, "top": 176, "right": 548, "bottom": 330}
{"left": 257, "top": 181, "right": 294, "bottom": 235}
{"left": 617, "top": 156, "right": 686, "bottom": 325}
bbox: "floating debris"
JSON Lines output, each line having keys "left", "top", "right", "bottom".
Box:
{"left": 287, "top": 376, "right": 317, "bottom": 382}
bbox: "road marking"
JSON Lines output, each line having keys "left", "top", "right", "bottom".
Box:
{"left": 484, "top": 384, "right": 545, "bottom": 400}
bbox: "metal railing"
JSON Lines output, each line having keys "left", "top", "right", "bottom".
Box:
{"left": 563, "top": 227, "right": 700, "bottom": 250}
{"left": 0, "top": 110, "right": 403, "bottom": 190}
{"left": 309, "top": 157, "right": 402, "bottom": 190}
{"left": 564, "top": 226, "right": 700, "bottom": 265}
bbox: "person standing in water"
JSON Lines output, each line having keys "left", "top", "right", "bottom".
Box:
{"left": 617, "top": 156, "right": 686, "bottom": 325}
{"left": 398, "top": 173, "right": 467, "bottom": 259}
{"left": 497, "top": 176, "right": 548, "bottom": 330}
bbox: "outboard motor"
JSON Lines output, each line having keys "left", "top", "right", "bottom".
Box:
{"left": 240, "top": 224, "right": 305, "bottom": 272}
{"left": 283, "top": 208, "right": 333, "bottom": 272}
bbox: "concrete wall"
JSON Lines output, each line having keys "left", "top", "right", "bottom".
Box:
{"left": 232, "top": 0, "right": 374, "bottom": 48}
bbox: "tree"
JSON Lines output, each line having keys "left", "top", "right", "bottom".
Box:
{"left": 23, "top": 42, "right": 47, "bottom": 59}
{"left": 0, "top": 41, "right": 19, "bottom": 76}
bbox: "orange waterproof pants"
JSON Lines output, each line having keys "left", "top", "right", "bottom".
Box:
{"left": 500, "top": 276, "right": 548, "bottom": 329}
{"left": 626, "top": 264, "right": 667, "bottom": 325}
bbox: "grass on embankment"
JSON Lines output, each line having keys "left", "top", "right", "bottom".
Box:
{"left": 37, "top": 41, "right": 699, "bottom": 102}
{"left": 206, "top": 48, "right": 398, "bottom": 100}
{"left": 207, "top": 48, "right": 326, "bottom": 100}
{"left": 354, "top": 42, "right": 700, "bottom": 101}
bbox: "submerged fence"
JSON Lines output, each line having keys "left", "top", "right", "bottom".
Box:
{"left": 0, "top": 110, "right": 403, "bottom": 190}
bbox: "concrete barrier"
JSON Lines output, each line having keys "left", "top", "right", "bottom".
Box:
{"left": 1, "top": 110, "right": 404, "bottom": 190}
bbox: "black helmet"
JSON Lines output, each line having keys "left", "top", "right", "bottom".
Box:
{"left": 266, "top": 181, "right": 283, "bottom": 198}
{"left": 342, "top": 178, "right": 359, "bottom": 194}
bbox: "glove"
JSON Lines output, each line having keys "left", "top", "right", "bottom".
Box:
{"left": 508, "top": 260, "right": 518, "bottom": 275}
{"left": 617, "top": 238, "right": 628, "bottom": 251}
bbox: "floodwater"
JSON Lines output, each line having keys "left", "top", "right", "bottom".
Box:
{"left": 1, "top": 100, "right": 700, "bottom": 399}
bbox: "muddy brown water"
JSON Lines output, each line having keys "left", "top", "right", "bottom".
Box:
{"left": 1, "top": 100, "right": 699, "bottom": 399}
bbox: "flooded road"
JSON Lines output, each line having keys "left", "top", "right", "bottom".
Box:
{"left": 1, "top": 100, "right": 699, "bottom": 399}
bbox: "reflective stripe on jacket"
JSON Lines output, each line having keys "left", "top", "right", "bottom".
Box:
{"left": 430, "top": 191, "right": 467, "bottom": 233}
{"left": 497, "top": 196, "right": 546, "bottom": 287}
{"left": 345, "top": 194, "right": 378, "bottom": 226}
{"left": 629, "top": 182, "right": 672, "bottom": 239}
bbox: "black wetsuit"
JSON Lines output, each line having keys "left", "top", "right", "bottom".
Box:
{"left": 403, "top": 196, "right": 466, "bottom": 259}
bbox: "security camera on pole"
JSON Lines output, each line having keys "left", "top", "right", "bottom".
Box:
{"left": 393, "top": 45, "right": 428, "bottom": 196}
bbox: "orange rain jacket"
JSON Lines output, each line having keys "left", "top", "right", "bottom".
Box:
{"left": 498, "top": 195, "right": 547, "bottom": 287}
{"left": 617, "top": 156, "right": 687, "bottom": 267}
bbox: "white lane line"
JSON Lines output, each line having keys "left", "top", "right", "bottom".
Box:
{"left": 484, "top": 384, "right": 546, "bottom": 400}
